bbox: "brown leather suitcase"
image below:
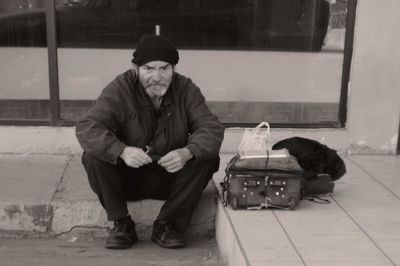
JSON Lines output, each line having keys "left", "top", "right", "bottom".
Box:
{"left": 222, "top": 154, "right": 303, "bottom": 210}
{"left": 225, "top": 173, "right": 267, "bottom": 210}
{"left": 265, "top": 172, "right": 302, "bottom": 210}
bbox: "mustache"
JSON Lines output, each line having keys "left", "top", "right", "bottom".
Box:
{"left": 146, "top": 83, "right": 168, "bottom": 88}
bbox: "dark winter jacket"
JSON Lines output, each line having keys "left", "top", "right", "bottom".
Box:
{"left": 75, "top": 70, "right": 224, "bottom": 164}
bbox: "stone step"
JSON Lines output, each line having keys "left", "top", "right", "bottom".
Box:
{"left": 0, "top": 154, "right": 217, "bottom": 239}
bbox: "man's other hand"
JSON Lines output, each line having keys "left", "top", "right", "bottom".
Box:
{"left": 120, "top": 147, "right": 152, "bottom": 168}
{"left": 158, "top": 148, "right": 193, "bottom": 173}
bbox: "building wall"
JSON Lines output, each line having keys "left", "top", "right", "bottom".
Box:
{"left": 0, "top": 0, "right": 399, "bottom": 154}
{"left": 346, "top": 0, "right": 400, "bottom": 153}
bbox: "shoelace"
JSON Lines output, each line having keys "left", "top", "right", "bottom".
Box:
{"left": 163, "top": 222, "right": 181, "bottom": 238}
{"left": 112, "top": 221, "right": 130, "bottom": 233}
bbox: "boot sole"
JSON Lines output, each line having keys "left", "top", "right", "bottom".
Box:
{"left": 151, "top": 235, "right": 186, "bottom": 249}
{"left": 106, "top": 235, "right": 138, "bottom": 249}
{"left": 105, "top": 243, "right": 133, "bottom": 249}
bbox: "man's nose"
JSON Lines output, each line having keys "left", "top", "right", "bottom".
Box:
{"left": 151, "top": 70, "right": 162, "bottom": 81}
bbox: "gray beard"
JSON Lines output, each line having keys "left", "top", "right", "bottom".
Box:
{"left": 145, "top": 86, "right": 167, "bottom": 98}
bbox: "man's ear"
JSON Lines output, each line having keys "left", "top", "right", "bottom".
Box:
{"left": 132, "top": 63, "right": 139, "bottom": 74}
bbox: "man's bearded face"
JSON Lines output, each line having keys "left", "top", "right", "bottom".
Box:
{"left": 138, "top": 61, "right": 173, "bottom": 98}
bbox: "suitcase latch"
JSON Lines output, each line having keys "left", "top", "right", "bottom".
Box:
{"left": 244, "top": 180, "right": 261, "bottom": 187}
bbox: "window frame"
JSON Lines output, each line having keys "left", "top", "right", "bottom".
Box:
{"left": 0, "top": 0, "right": 358, "bottom": 128}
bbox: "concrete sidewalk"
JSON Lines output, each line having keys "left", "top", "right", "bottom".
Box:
{"left": 0, "top": 154, "right": 217, "bottom": 239}
{"left": 0, "top": 238, "right": 223, "bottom": 266}
{"left": 1, "top": 153, "right": 400, "bottom": 266}
{"left": 214, "top": 154, "right": 400, "bottom": 266}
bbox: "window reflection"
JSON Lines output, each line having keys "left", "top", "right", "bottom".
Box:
{"left": 0, "top": 0, "right": 347, "bottom": 51}
{"left": 0, "top": 0, "right": 349, "bottom": 124}
{"left": 0, "top": 0, "right": 49, "bottom": 120}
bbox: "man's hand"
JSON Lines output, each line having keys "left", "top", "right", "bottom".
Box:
{"left": 120, "top": 147, "right": 152, "bottom": 168}
{"left": 158, "top": 148, "right": 193, "bottom": 173}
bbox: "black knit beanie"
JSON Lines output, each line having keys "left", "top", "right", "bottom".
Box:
{"left": 131, "top": 35, "right": 179, "bottom": 66}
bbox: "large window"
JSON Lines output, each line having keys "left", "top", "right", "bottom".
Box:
{"left": 0, "top": 0, "right": 50, "bottom": 124}
{"left": 0, "top": 0, "right": 354, "bottom": 127}
{"left": 57, "top": 0, "right": 332, "bottom": 51}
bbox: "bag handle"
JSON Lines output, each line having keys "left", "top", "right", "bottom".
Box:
{"left": 253, "top": 121, "right": 271, "bottom": 138}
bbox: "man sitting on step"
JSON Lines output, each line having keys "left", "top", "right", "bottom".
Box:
{"left": 75, "top": 34, "right": 224, "bottom": 249}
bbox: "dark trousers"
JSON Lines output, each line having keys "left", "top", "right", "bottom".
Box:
{"left": 82, "top": 152, "right": 219, "bottom": 231}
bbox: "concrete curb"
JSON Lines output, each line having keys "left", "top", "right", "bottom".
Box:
{"left": 0, "top": 188, "right": 217, "bottom": 239}
{"left": 0, "top": 154, "right": 218, "bottom": 239}
{"left": 51, "top": 190, "right": 218, "bottom": 239}
{"left": 215, "top": 199, "right": 249, "bottom": 266}
{"left": 0, "top": 191, "right": 217, "bottom": 239}
{"left": 213, "top": 154, "right": 249, "bottom": 266}
{"left": 0, "top": 203, "right": 54, "bottom": 233}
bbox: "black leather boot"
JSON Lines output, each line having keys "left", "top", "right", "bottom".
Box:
{"left": 106, "top": 216, "right": 138, "bottom": 249}
{"left": 151, "top": 220, "right": 186, "bottom": 249}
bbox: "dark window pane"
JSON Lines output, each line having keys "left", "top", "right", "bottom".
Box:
{"left": 55, "top": 0, "right": 349, "bottom": 126}
{"left": 0, "top": 1, "right": 47, "bottom": 46}
{"left": 54, "top": 0, "right": 334, "bottom": 51}
{"left": 0, "top": 1, "right": 50, "bottom": 122}
{"left": 57, "top": 99, "right": 339, "bottom": 125}
{"left": 0, "top": 100, "right": 50, "bottom": 120}
{"left": 0, "top": 1, "right": 347, "bottom": 50}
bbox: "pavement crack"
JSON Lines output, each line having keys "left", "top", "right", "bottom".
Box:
{"left": 53, "top": 225, "right": 109, "bottom": 237}
{"left": 42, "top": 155, "right": 73, "bottom": 235}
{"left": 348, "top": 157, "right": 400, "bottom": 201}
{"left": 330, "top": 196, "right": 397, "bottom": 266}
{"left": 50, "top": 155, "right": 72, "bottom": 203}
{"left": 272, "top": 210, "right": 306, "bottom": 266}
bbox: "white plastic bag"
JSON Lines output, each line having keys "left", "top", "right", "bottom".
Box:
{"left": 238, "top": 121, "right": 271, "bottom": 158}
